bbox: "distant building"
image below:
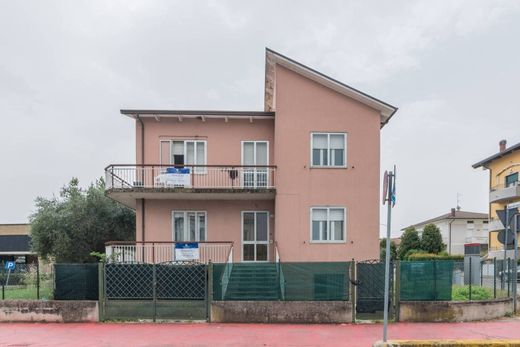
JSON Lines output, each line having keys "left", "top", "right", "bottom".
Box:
{"left": 473, "top": 139, "right": 520, "bottom": 258}
{"left": 403, "top": 209, "right": 488, "bottom": 255}
{"left": 0, "top": 224, "right": 37, "bottom": 265}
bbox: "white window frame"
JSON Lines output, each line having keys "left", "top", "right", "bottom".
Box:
{"left": 310, "top": 132, "right": 347, "bottom": 168}
{"left": 159, "top": 139, "right": 208, "bottom": 173}
{"left": 467, "top": 221, "right": 475, "bottom": 230}
{"left": 309, "top": 207, "right": 347, "bottom": 243}
{"left": 241, "top": 141, "right": 270, "bottom": 188}
{"left": 241, "top": 211, "right": 270, "bottom": 262}
{"left": 171, "top": 211, "right": 207, "bottom": 242}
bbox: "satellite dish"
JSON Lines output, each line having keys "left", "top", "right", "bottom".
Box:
{"left": 497, "top": 229, "right": 515, "bottom": 245}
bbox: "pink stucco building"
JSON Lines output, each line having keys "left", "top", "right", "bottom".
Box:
{"left": 105, "top": 49, "right": 397, "bottom": 263}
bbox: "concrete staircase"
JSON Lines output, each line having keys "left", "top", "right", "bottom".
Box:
{"left": 224, "top": 263, "right": 279, "bottom": 300}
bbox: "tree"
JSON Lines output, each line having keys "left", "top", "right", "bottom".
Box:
{"left": 380, "top": 239, "right": 397, "bottom": 261}
{"left": 397, "top": 227, "right": 421, "bottom": 260}
{"left": 420, "top": 223, "right": 445, "bottom": 254}
{"left": 30, "top": 178, "right": 135, "bottom": 263}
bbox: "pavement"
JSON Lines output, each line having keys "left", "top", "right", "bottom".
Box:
{"left": 2, "top": 319, "right": 520, "bottom": 347}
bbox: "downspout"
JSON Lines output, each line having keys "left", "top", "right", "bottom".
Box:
{"left": 448, "top": 219, "right": 455, "bottom": 255}
{"left": 137, "top": 115, "right": 145, "bottom": 244}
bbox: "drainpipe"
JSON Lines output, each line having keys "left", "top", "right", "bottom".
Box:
{"left": 448, "top": 219, "right": 455, "bottom": 255}
{"left": 137, "top": 114, "right": 145, "bottom": 244}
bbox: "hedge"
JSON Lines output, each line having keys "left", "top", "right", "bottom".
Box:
{"left": 407, "top": 252, "right": 464, "bottom": 261}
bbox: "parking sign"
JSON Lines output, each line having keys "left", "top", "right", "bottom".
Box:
{"left": 4, "top": 261, "right": 15, "bottom": 271}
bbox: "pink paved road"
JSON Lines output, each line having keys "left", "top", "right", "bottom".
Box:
{"left": 1, "top": 320, "right": 520, "bottom": 347}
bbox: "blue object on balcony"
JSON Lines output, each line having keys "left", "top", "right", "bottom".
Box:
{"left": 166, "top": 167, "right": 177, "bottom": 174}
{"left": 179, "top": 168, "right": 190, "bottom": 174}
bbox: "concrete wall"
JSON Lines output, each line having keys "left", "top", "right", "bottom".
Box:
{"left": 211, "top": 300, "right": 353, "bottom": 323}
{"left": 399, "top": 298, "right": 512, "bottom": 322}
{"left": 0, "top": 300, "right": 98, "bottom": 322}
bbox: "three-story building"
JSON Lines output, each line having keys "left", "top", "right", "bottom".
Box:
{"left": 105, "top": 49, "right": 398, "bottom": 263}
{"left": 473, "top": 140, "right": 520, "bottom": 258}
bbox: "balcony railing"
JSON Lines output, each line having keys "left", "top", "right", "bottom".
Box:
{"left": 105, "top": 241, "right": 233, "bottom": 264}
{"left": 489, "top": 180, "right": 520, "bottom": 203}
{"left": 105, "top": 164, "right": 276, "bottom": 190}
{"left": 491, "top": 179, "right": 520, "bottom": 192}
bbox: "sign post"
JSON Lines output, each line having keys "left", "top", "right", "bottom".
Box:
{"left": 4, "top": 261, "right": 16, "bottom": 286}
{"left": 382, "top": 166, "right": 396, "bottom": 343}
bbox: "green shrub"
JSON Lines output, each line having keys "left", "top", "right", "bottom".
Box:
{"left": 403, "top": 249, "right": 426, "bottom": 260}
{"left": 406, "top": 252, "right": 463, "bottom": 261}
{"left": 452, "top": 285, "right": 493, "bottom": 301}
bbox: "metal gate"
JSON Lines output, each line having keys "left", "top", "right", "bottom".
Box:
{"left": 102, "top": 261, "right": 208, "bottom": 321}
{"left": 356, "top": 259, "right": 393, "bottom": 320}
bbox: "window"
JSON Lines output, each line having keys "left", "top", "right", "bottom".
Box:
{"left": 311, "top": 207, "right": 346, "bottom": 242}
{"left": 505, "top": 172, "right": 519, "bottom": 188}
{"left": 172, "top": 211, "right": 206, "bottom": 242}
{"left": 311, "top": 133, "right": 346, "bottom": 167}
{"left": 483, "top": 220, "right": 489, "bottom": 230}
{"left": 160, "top": 140, "right": 207, "bottom": 173}
{"left": 466, "top": 221, "right": 474, "bottom": 230}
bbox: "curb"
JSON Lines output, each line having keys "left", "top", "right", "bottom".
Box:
{"left": 373, "top": 340, "right": 520, "bottom": 347}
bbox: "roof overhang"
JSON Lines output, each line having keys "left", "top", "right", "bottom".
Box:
{"left": 472, "top": 141, "right": 520, "bottom": 169}
{"left": 120, "top": 110, "right": 275, "bottom": 121}
{"left": 266, "top": 48, "right": 398, "bottom": 127}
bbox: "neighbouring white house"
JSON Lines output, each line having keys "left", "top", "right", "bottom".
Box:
{"left": 403, "top": 208, "right": 489, "bottom": 255}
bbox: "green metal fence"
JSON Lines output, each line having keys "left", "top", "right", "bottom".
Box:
{"left": 400, "top": 260, "right": 454, "bottom": 301}
{"left": 54, "top": 263, "right": 99, "bottom": 300}
{"left": 1, "top": 262, "right": 53, "bottom": 300}
{"left": 213, "top": 262, "right": 350, "bottom": 301}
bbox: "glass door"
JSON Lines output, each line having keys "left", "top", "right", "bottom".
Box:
{"left": 242, "top": 211, "right": 269, "bottom": 261}
{"left": 242, "top": 141, "right": 268, "bottom": 188}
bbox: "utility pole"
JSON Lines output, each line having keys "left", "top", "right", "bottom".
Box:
{"left": 382, "top": 167, "right": 396, "bottom": 343}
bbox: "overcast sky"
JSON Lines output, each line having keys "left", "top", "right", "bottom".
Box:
{"left": 1, "top": 1, "right": 519, "bottom": 236}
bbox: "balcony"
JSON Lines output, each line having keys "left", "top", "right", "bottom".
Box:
{"left": 105, "top": 241, "right": 233, "bottom": 264}
{"left": 490, "top": 180, "right": 520, "bottom": 203}
{"left": 105, "top": 165, "right": 276, "bottom": 207}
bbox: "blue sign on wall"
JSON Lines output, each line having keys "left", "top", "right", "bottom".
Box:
{"left": 5, "top": 261, "right": 15, "bottom": 271}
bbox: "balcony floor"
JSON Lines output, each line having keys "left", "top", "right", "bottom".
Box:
{"left": 106, "top": 187, "right": 276, "bottom": 209}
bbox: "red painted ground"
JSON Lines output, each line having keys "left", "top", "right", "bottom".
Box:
{"left": 1, "top": 320, "right": 520, "bottom": 347}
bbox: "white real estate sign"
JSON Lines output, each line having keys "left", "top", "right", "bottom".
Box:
{"left": 175, "top": 242, "right": 199, "bottom": 261}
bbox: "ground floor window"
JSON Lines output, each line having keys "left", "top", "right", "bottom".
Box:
{"left": 172, "top": 211, "right": 206, "bottom": 242}
{"left": 310, "top": 207, "right": 346, "bottom": 242}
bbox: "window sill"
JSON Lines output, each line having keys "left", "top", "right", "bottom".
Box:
{"left": 309, "top": 241, "right": 347, "bottom": 244}
{"left": 309, "top": 165, "right": 348, "bottom": 169}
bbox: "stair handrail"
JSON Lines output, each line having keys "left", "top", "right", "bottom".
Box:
{"left": 220, "top": 245, "right": 234, "bottom": 300}
{"left": 275, "top": 242, "right": 285, "bottom": 300}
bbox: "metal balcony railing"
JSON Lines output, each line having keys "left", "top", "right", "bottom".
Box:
{"left": 105, "top": 164, "right": 276, "bottom": 190}
{"left": 105, "top": 241, "right": 233, "bottom": 264}
{"left": 491, "top": 179, "right": 520, "bottom": 192}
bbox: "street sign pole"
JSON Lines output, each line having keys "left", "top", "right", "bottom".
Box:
{"left": 383, "top": 169, "right": 394, "bottom": 343}
{"left": 513, "top": 214, "right": 518, "bottom": 313}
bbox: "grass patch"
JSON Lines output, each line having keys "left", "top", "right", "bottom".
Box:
{"left": 2, "top": 285, "right": 53, "bottom": 300}
{"left": 452, "top": 285, "right": 494, "bottom": 301}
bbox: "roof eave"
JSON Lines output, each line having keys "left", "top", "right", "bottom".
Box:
{"left": 265, "top": 48, "right": 398, "bottom": 127}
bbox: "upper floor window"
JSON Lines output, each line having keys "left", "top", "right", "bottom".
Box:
{"left": 172, "top": 211, "right": 206, "bottom": 242}
{"left": 483, "top": 220, "right": 489, "bottom": 230}
{"left": 505, "top": 172, "right": 519, "bottom": 188}
{"left": 160, "top": 140, "right": 207, "bottom": 173}
{"left": 311, "top": 133, "right": 346, "bottom": 168}
{"left": 466, "top": 221, "right": 474, "bottom": 230}
{"left": 311, "top": 207, "right": 346, "bottom": 243}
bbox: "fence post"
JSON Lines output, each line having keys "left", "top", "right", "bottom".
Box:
{"left": 469, "top": 257, "right": 472, "bottom": 301}
{"left": 207, "top": 262, "right": 213, "bottom": 322}
{"left": 480, "top": 259, "right": 483, "bottom": 286}
{"left": 1, "top": 285, "right": 4, "bottom": 300}
{"left": 507, "top": 258, "right": 511, "bottom": 298}
{"left": 433, "top": 260, "right": 437, "bottom": 300}
{"left": 36, "top": 260, "right": 40, "bottom": 300}
{"left": 494, "top": 257, "right": 497, "bottom": 299}
{"left": 394, "top": 260, "right": 401, "bottom": 322}
{"left": 98, "top": 263, "right": 105, "bottom": 322}
{"left": 350, "top": 259, "right": 356, "bottom": 323}
{"left": 152, "top": 263, "right": 157, "bottom": 323}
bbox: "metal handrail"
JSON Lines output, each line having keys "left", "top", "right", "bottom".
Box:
{"left": 105, "top": 163, "right": 277, "bottom": 170}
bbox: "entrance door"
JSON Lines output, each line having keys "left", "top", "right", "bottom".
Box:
{"left": 242, "top": 211, "right": 269, "bottom": 261}
{"left": 242, "top": 141, "right": 269, "bottom": 188}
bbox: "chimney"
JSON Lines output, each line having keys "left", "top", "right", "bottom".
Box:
{"left": 451, "top": 208, "right": 456, "bottom": 217}
{"left": 500, "top": 139, "right": 507, "bottom": 152}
